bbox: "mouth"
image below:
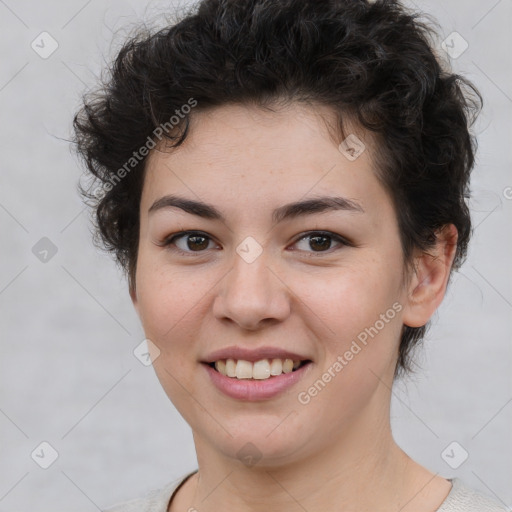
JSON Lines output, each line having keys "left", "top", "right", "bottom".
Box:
{"left": 203, "top": 358, "right": 313, "bottom": 380}
{"left": 202, "top": 357, "right": 314, "bottom": 401}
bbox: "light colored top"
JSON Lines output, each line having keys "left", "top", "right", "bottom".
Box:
{"left": 103, "top": 471, "right": 509, "bottom": 512}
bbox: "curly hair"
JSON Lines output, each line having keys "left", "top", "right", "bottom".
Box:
{"left": 72, "top": 0, "right": 482, "bottom": 380}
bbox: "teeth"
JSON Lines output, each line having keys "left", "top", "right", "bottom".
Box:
{"left": 213, "top": 358, "right": 305, "bottom": 379}
{"left": 225, "top": 359, "right": 236, "bottom": 377}
{"left": 270, "top": 358, "right": 282, "bottom": 376}
{"left": 235, "top": 360, "right": 253, "bottom": 379}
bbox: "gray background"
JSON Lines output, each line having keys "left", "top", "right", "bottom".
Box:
{"left": 0, "top": 0, "right": 511, "bottom": 510}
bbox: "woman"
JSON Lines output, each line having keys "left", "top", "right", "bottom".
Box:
{"left": 72, "top": 0, "right": 507, "bottom": 510}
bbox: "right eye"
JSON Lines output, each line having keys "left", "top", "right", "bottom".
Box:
{"left": 161, "top": 231, "right": 219, "bottom": 255}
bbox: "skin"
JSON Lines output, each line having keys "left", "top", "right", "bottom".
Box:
{"left": 130, "top": 102, "right": 457, "bottom": 512}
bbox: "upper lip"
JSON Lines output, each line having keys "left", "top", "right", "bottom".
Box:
{"left": 201, "top": 346, "right": 312, "bottom": 364}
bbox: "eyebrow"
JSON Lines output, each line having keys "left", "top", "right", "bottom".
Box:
{"left": 148, "top": 194, "right": 364, "bottom": 223}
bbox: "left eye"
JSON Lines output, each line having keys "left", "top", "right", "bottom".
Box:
{"left": 161, "top": 230, "right": 349, "bottom": 256}
{"left": 292, "top": 231, "right": 348, "bottom": 254}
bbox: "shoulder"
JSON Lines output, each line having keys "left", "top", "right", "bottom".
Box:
{"left": 437, "top": 478, "right": 509, "bottom": 512}
{"left": 101, "top": 478, "right": 182, "bottom": 512}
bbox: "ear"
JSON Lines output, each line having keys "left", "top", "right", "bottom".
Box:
{"left": 401, "top": 224, "right": 458, "bottom": 328}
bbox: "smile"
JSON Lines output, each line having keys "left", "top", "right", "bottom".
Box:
{"left": 202, "top": 359, "right": 313, "bottom": 401}
{"left": 210, "top": 358, "right": 310, "bottom": 379}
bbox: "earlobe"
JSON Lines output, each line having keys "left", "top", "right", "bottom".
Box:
{"left": 401, "top": 224, "right": 458, "bottom": 328}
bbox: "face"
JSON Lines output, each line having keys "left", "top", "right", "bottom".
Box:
{"left": 131, "top": 102, "right": 413, "bottom": 466}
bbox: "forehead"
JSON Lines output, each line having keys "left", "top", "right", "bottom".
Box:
{"left": 152, "top": 102, "right": 368, "bottom": 163}
{"left": 141, "top": 102, "right": 388, "bottom": 219}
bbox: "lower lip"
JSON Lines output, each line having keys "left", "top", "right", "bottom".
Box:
{"left": 202, "top": 362, "right": 313, "bottom": 401}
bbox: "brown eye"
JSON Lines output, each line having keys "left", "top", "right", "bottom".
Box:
{"left": 291, "top": 231, "right": 350, "bottom": 255}
{"left": 160, "top": 230, "right": 351, "bottom": 257}
{"left": 162, "top": 231, "right": 217, "bottom": 254}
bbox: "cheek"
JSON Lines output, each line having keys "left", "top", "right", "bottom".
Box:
{"left": 295, "top": 266, "right": 402, "bottom": 421}
{"left": 304, "top": 256, "right": 403, "bottom": 378}
{"left": 135, "top": 252, "right": 208, "bottom": 341}
{"left": 305, "top": 259, "right": 401, "bottom": 333}
{"left": 135, "top": 259, "right": 211, "bottom": 402}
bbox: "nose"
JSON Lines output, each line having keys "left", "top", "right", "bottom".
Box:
{"left": 212, "top": 249, "right": 291, "bottom": 331}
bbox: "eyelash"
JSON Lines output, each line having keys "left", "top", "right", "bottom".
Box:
{"left": 159, "top": 230, "right": 352, "bottom": 257}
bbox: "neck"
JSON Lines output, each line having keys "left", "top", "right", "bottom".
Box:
{"left": 182, "top": 404, "right": 416, "bottom": 512}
